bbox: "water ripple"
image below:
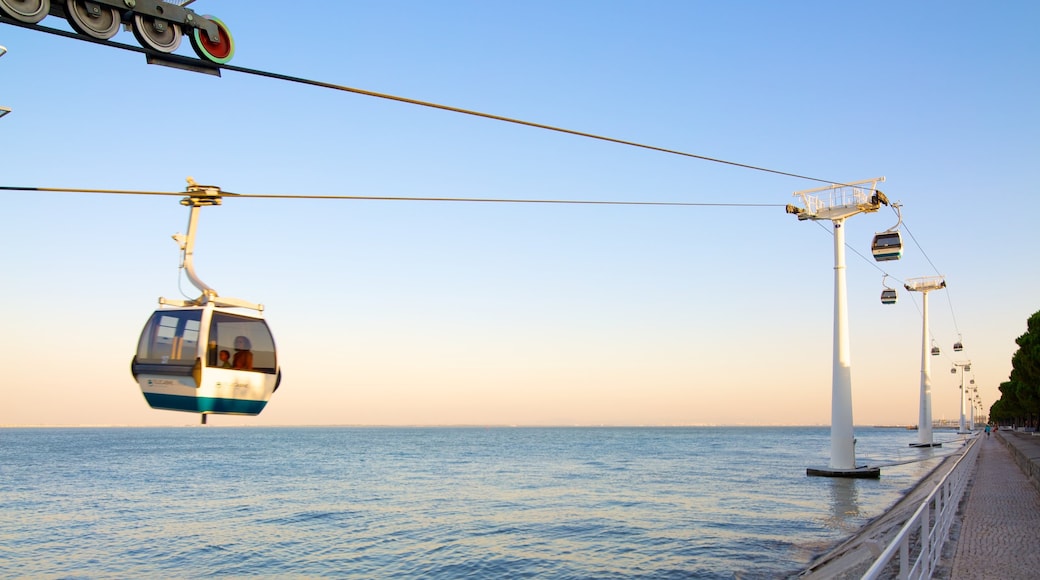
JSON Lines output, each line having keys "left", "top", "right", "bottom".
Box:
{"left": 0, "top": 426, "right": 943, "bottom": 578}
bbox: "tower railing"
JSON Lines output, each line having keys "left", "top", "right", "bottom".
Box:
{"left": 904, "top": 276, "right": 946, "bottom": 292}
{"left": 789, "top": 178, "right": 886, "bottom": 221}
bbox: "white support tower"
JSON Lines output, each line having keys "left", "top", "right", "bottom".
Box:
{"left": 904, "top": 276, "right": 946, "bottom": 447}
{"left": 952, "top": 361, "right": 972, "bottom": 434}
{"left": 966, "top": 379, "right": 977, "bottom": 431}
{"left": 787, "top": 177, "right": 886, "bottom": 478}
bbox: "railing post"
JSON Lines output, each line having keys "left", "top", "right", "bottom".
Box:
{"left": 899, "top": 536, "right": 909, "bottom": 578}
{"left": 935, "top": 490, "right": 944, "bottom": 573}
{"left": 920, "top": 503, "right": 930, "bottom": 577}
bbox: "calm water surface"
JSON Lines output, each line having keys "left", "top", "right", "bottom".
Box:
{"left": 0, "top": 427, "right": 962, "bottom": 578}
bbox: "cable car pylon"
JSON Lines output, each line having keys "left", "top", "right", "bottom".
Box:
{"left": 904, "top": 276, "right": 946, "bottom": 447}
{"left": 786, "top": 177, "right": 886, "bottom": 478}
{"left": 130, "top": 178, "right": 282, "bottom": 425}
{"left": 951, "top": 360, "right": 973, "bottom": 434}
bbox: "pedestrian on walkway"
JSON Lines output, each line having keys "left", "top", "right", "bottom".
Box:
{"left": 985, "top": 423, "right": 991, "bottom": 437}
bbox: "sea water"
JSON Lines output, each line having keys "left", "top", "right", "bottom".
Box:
{"left": 0, "top": 426, "right": 961, "bottom": 578}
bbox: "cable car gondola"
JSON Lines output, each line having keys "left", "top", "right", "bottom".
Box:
{"left": 130, "top": 180, "right": 281, "bottom": 423}
{"left": 953, "top": 335, "right": 964, "bottom": 352}
{"left": 880, "top": 274, "right": 898, "bottom": 305}
{"left": 871, "top": 202, "right": 903, "bottom": 262}
{"left": 880, "top": 288, "right": 897, "bottom": 304}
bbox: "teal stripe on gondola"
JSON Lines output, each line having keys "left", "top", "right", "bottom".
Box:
{"left": 143, "top": 393, "right": 267, "bottom": 415}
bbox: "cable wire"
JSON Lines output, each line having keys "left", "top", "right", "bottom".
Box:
{"left": 902, "top": 220, "right": 963, "bottom": 339}
{"left": 808, "top": 214, "right": 963, "bottom": 352}
{"left": 6, "top": 16, "right": 971, "bottom": 344}
{"left": 811, "top": 220, "right": 903, "bottom": 285}
{"left": 902, "top": 223, "right": 942, "bottom": 280}
{"left": 3, "top": 16, "right": 855, "bottom": 187}
{"left": 0, "top": 185, "right": 783, "bottom": 207}
{"left": 807, "top": 218, "right": 959, "bottom": 356}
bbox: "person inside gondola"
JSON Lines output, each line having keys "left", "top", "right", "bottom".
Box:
{"left": 218, "top": 349, "right": 233, "bottom": 369}
{"left": 232, "top": 336, "right": 253, "bottom": 371}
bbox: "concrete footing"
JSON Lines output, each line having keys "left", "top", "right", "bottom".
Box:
{"left": 806, "top": 466, "right": 881, "bottom": 478}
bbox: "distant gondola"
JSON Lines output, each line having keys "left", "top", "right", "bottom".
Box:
{"left": 130, "top": 180, "right": 281, "bottom": 423}
{"left": 880, "top": 275, "right": 898, "bottom": 304}
{"left": 881, "top": 288, "right": 898, "bottom": 304}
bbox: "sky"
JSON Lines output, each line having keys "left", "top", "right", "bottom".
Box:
{"left": 1, "top": 1, "right": 1037, "bottom": 428}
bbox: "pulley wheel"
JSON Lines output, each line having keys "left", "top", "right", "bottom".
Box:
{"left": 190, "top": 16, "right": 234, "bottom": 64}
{"left": 131, "top": 13, "right": 182, "bottom": 53}
{"left": 0, "top": 0, "right": 50, "bottom": 23}
{"left": 65, "top": 0, "right": 120, "bottom": 40}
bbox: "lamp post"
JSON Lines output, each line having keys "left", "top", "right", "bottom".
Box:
{"left": 951, "top": 361, "right": 972, "bottom": 434}
{"left": 974, "top": 389, "right": 985, "bottom": 426}
{"left": 968, "top": 379, "right": 977, "bottom": 431}
{"left": 786, "top": 177, "right": 886, "bottom": 478}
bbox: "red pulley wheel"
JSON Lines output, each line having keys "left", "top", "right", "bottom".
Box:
{"left": 191, "top": 16, "right": 235, "bottom": 64}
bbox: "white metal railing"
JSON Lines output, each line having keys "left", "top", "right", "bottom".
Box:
{"left": 862, "top": 435, "right": 980, "bottom": 579}
{"left": 904, "top": 276, "right": 946, "bottom": 292}
{"left": 797, "top": 185, "right": 874, "bottom": 215}
{"left": 793, "top": 177, "right": 882, "bottom": 209}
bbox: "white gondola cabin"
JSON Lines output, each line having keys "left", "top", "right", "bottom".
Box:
{"left": 871, "top": 231, "right": 903, "bottom": 262}
{"left": 880, "top": 275, "right": 898, "bottom": 305}
{"left": 881, "top": 288, "right": 898, "bottom": 305}
{"left": 131, "top": 302, "right": 280, "bottom": 417}
{"left": 131, "top": 179, "right": 282, "bottom": 423}
{"left": 871, "top": 202, "right": 904, "bottom": 262}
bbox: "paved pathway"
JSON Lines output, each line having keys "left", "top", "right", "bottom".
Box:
{"left": 947, "top": 432, "right": 1040, "bottom": 579}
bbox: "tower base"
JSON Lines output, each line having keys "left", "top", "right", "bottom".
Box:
{"left": 807, "top": 466, "right": 881, "bottom": 478}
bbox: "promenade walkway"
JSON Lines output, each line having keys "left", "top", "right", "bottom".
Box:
{"left": 799, "top": 430, "right": 1040, "bottom": 579}
{"left": 939, "top": 430, "right": 1040, "bottom": 579}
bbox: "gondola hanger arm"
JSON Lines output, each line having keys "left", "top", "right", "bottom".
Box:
{"left": 170, "top": 177, "right": 262, "bottom": 311}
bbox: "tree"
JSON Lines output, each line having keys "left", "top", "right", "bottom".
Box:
{"left": 990, "top": 380, "right": 1023, "bottom": 425}
{"left": 994, "top": 310, "right": 1040, "bottom": 428}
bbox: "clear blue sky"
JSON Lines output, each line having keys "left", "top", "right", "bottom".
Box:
{"left": 1, "top": 1, "right": 1037, "bottom": 426}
